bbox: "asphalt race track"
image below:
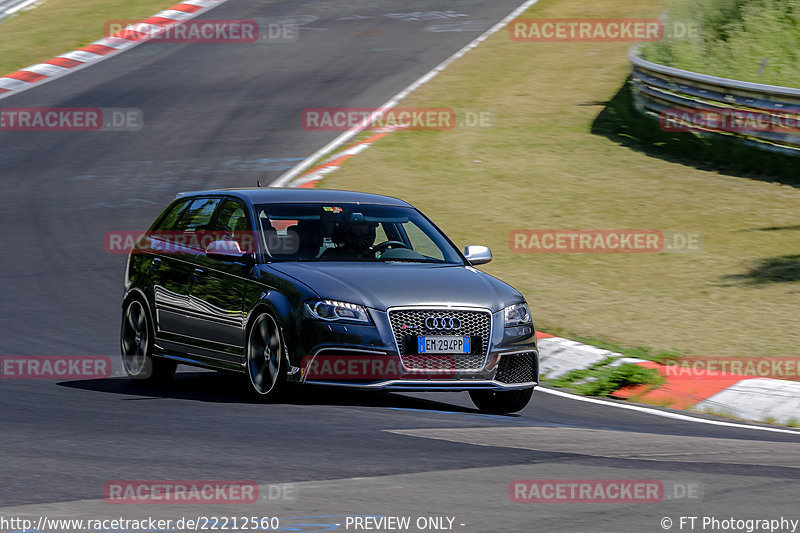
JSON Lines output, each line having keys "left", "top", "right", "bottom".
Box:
{"left": 1, "top": 1, "right": 799, "bottom": 531}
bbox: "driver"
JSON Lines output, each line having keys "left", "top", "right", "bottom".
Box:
{"left": 321, "top": 215, "right": 377, "bottom": 260}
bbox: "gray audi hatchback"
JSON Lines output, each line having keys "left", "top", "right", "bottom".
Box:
{"left": 121, "top": 188, "right": 538, "bottom": 413}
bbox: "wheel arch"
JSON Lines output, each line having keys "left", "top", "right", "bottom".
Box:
{"left": 123, "top": 286, "right": 149, "bottom": 306}
{"left": 244, "top": 290, "right": 296, "bottom": 362}
{"left": 123, "top": 287, "right": 157, "bottom": 331}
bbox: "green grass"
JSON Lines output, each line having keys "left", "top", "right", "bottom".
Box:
{"left": 640, "top": 0, "right": 800, "bottom": 87}
{"left": 0, "top": 0, "right": 180, "bottom": 76}
{"left": 694, "top": 409, "right": 797, "bottom": 427}
{"left": 547, "top": 357, "right": 664, "bottom": 397}
{"left": 696, "top": 406, "right": 738, "bottom": 419}
{"left": 326, "top": 0, "right": 800, "bottom": 359}
{"left": 543, "top": 331, "right": 684, "bottom": 364}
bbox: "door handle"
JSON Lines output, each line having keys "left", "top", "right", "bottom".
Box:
{"left": 193, "top": 268, "right": 204, "bottom": 283}
{"left": 152, "top": 257, "right": 162, "bottom": 271}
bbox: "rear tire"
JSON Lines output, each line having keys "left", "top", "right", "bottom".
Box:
{"left": 469, "top": 388, "right": 533, "bottom": 414}
{"left": 120, "top": 297, "right": 176, "bottom": 383}
{"left": 244, "top": 312, "right": 287, "bottom": 400}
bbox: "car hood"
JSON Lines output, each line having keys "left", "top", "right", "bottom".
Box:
{"left": 267, "top": 262, "right": 523, "bottom": 311}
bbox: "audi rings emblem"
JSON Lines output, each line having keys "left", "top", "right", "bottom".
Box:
{"left": 425, "top": 316, "right": 462, "bottom": 330}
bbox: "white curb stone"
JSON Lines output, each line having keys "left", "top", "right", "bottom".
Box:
{"left": 538, "top": 337, "right": 619, "bottom": 379}
{"left": 691, "top": 378, "right": 800, "bottom": 425}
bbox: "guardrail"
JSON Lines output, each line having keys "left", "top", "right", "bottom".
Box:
{"left": 0, "top": 0, "right": 38, "bottom": 22}
{"left": 629, "top": 48, "right": 800, "bottom": 156}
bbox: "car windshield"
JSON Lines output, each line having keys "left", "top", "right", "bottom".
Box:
{"left": 255, "top": 203, "right": 463, "bottom": 264}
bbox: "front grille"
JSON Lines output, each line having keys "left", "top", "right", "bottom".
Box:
{"left": 387, "top": 308, "right": 491, "bottom": 371}
{"left": 495, "top": 352, "right": 537, "bottom": 384}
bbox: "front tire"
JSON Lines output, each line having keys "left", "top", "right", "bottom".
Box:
{"left": 245, "top": 312, "right": 287, "bottom": 400}
{"left": 120, "top": 297, "right": 176, "bottom": 383}
{"left": 469, "top": 388, "right": 533, "bottom": 414}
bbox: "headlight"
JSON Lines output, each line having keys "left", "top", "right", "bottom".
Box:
{"left": 504, "top": 302, "right": 532, "bottom": 327}
{"left": 305, "top": 300, "right": 371, "bottom": 324}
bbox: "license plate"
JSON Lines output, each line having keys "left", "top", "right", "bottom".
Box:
{"left": 417, "top": 336, "right": 471, "bottom": 354}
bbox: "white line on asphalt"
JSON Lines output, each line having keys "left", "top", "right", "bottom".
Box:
{"left": 538, "top": 387, "right": 800, "bottom": 436}
{"left": 271, "top": 0, "right": 541, "bottom": 187}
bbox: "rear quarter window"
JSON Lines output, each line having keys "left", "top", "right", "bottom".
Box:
{"left": 150, "top": 199, "right": 191, "bottom": 231}
{"left": 174, "top": 197, "right": 222, "bottom": 232}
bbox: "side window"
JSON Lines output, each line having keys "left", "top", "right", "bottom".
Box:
{"left": 174, "top": 197, "right": 221, "bottom": 232}
{"left": 214, "top": 199, "right": 255, "bottom": 252}
{"left": 214, "top": 199, "right": 251, "bottom": 233}
{"left": 151, "top": 199, "right": 191, "bottom": 231}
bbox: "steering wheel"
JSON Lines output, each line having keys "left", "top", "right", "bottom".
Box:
{"left": 371, "top": 240, "right": 410, "bottom": 256}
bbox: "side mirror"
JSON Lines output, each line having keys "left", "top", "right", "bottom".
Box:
{"left": 464, "top": 245, "right": 492, "bottom": 266}
{"left": 206, "top": 240, "right": 251, "bottom": 262}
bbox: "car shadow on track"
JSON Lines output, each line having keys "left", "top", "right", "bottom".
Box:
{"left": 57, "top": 369, "right": 494, "bottom": 415}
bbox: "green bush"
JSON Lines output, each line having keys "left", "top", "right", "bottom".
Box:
{"left": 549, "top": 358, "right": 664, "bottom": 398}
{"left": 641, "top": 0, "right": 800, "bottom": 87}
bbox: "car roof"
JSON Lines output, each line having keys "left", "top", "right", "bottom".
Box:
{"left": 175, "top": 187, "right": 413, "bottom": 207}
